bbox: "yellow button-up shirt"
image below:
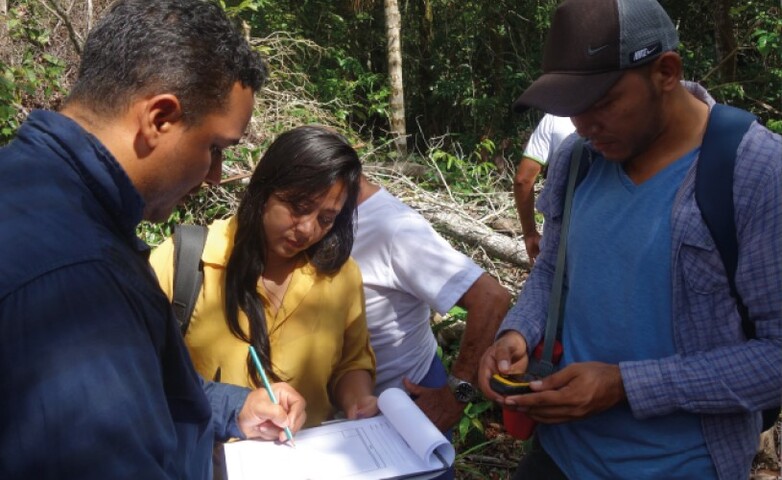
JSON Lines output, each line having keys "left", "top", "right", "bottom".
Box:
{"left": 150, "top": 217, "right": 375, "bottom": 427}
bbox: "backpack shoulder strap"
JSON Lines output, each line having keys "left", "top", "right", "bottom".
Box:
{"left": 172, "top": 224, "right": 208, "bottom": 334}
{"left": 695, "top": 103, "right": 757, "bottom": 337}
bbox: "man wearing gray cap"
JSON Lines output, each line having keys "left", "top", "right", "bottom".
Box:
{"left": 478, "top": 0, "right": 781, "bottom": 478}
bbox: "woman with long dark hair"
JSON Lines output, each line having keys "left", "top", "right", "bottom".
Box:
{"left": 151, "top": 126, "right": 377, "bottom": 428}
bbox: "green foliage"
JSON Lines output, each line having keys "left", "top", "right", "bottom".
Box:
{"left": 0, "top": 5, "right": 67, "bottom": 144}
{"left": 318, "top": 51, "right": 391, "bottom": 124}
{"left": 752, "top": 12, "right": 782, "bottom": 57}
{"left": 403, "top": 0, "right": 546, "bottom": 149}
{"left": 420, "top": 137, "right": 501, "bottom": 198}
{"left": 747, "top": 7, "right": 782, "bottom": 133}
{"left": 220, "top": 0, "right": 270, "bottom": 16}
{"left": 136, "top": 146, "right": 259, "bottom": 246}
{"left": 665, "top": 0, "right": 782, "bottom": 130}
{"left": 457, "top": 400, "right": 494, "bottom": 444}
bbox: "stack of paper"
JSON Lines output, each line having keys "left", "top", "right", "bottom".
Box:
{"left": 223, "top": 387, "right": 455, "bottom": 480}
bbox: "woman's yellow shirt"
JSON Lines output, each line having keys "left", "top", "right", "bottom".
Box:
{"left": 149, "top": 216, "right": 375, "bottom": 427}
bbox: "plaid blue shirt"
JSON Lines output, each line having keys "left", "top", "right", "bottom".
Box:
{"left": 500, "top": 84, "right": 782, "bottom": 479}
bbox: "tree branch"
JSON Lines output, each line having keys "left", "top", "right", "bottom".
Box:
{"left": 40, "top": 0, "right": 83, "bottom": 56}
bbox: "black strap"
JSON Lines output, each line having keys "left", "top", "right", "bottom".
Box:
{"left": 695, "top": 104, "right": 756, "bottom": 339}
{"left": 172, "top": 224, "right": 208, "bottom": 334}
{"left": 694, "top": 106, "right": 778, "bottom": 430}
{"left": 534, "top": 138, "right": 586, "bottom": 376}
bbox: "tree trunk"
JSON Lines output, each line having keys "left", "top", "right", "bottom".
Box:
{"left": 713, "top": 0, "right": 737, "bottom": 82}
{"left": 385, "top": 0, "right": 407, "bottom": 156}
{"left": 419, "top": 210, "right": 531, "bottom": 269}
{"left": 1, "top": 0, "right": 7, "bottom": 15}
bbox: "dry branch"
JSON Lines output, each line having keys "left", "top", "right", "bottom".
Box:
{"left": 422, "top": 210, "right": 530, "bottom": 269}
{"left": 363, "top": 164, "right": 530, "bottom": 273}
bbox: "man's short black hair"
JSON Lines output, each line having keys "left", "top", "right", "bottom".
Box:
{"left": 66, "top": 0, "right": 267, "bottom": 123}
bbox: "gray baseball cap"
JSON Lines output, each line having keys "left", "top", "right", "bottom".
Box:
{"left": 513, "top": 0, "right": 679, "bottom": 116}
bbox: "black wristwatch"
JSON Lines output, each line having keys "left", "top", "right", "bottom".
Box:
{"left": 447, "top": 374, "right": 481, "bottom": 403}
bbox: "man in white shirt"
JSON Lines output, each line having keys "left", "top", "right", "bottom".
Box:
{"left": 514, "top": 114, "right": 575, "bottom": 261}
{"left": 352, "top": 175, "right": 511, "bottom": 445}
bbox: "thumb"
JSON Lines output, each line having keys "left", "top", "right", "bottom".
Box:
{"left": 345, "top": 403, "right": 358, "bottom": 420}
{"left": 402, "top": 377, "right": 424, "bottom": 396}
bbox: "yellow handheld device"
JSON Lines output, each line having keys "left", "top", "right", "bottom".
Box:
{"left": 489, "top": 372, "right": 537, "bottom": 395}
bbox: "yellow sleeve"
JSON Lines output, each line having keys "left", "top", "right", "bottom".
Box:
{"left": 148, "top": 236, "right": 176, "bottom": 301}
{"left": 329, "top": 259, "right": 377, "bottom": 392}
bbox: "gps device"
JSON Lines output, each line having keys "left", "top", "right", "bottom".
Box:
{"left": 489, "top": 372, "right": 538, "bottom": 396}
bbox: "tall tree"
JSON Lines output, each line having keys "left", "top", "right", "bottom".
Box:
{"left": 385, "top": 0, "right": 407, "bottom": 156}
{"left": 713, "top": 0, "right": 737, "bottom": 81}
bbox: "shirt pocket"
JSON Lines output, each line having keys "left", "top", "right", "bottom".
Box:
{"left": 679, "top": 219, "right": 728, "bottom": 295}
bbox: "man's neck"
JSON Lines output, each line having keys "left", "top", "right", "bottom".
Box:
{"left": 624, "top": 87, "right": 709, "bottom": 184}
{"left": 357, "top": 176, "right": 381, "bottom": 206}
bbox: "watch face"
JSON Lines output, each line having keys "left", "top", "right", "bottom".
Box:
{"left": 455, "top": 382, "right": 478, "bottom": 403}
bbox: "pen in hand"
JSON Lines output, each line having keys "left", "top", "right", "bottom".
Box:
{"left": 248, "top": 345, "right": 296, "bottom": 447}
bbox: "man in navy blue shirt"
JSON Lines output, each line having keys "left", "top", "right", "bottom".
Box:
{"left": 0, "top": 1, "right": 306, "bottom": 478}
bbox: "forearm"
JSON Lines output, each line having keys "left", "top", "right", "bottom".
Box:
{"left": 333, "top": 369, "right": 375, "bottom": 412}
{"left": 202, "top": 379, "right": 251, "bottom": 440}
{"left": 513, "top": 182, "right": 538, "bottom": 236}
{"left": 450, "top": 273, "right": 511, "bottom": 383}
{"left": 621, "top": 337, "right": 782, "bottom": 419}
{"left": 513, "top": 157, "right": 542, "bottom": 235}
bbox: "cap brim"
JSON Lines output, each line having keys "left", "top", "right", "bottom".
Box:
{"left": 512, "top": 70, "right": 624, "bottom": 117}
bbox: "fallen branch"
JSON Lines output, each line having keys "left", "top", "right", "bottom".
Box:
{"left": 423, "top": 210, "right": 530, "bottom": 269}
{"left": 365, "top": 164, "right": 530, "bottom": 269}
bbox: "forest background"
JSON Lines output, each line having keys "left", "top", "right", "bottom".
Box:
{"left": 1, "top": 0, "right": 781, "bottom": 478}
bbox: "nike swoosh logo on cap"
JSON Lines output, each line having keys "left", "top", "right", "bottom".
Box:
{"left": 587, "top": 44, "right": 609, "bottom": 55}
{"left": 631, "top": 44, "right": 661, "bottom": 63}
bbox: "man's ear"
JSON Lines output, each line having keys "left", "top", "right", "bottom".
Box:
{"left": 138, "top": 94, "right": 184, "bottom": 149}
{"left": 653, "top": 52, "right": 683, "bottom": 92}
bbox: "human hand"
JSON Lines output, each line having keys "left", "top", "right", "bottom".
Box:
{"left": 504, "top": 361, "right": 626, "bottom": 423}
{"left": 344, "top": 394, "right": 378, "bottom": 420}
{"left": 334, "top": 370, "right": 377, "bottom": 420}
{"left": 523, "top": 231, "right": 541, "bottom": 263}
{"left": 403, "top": 378, "right": 464, "bottom": 432}
{"left": 478, "top": 330, "right": 529, "bottom": 403}
{"left": 237, "top": 382, "right": 307, "bottom": 442}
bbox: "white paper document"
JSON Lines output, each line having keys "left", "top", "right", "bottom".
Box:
{"left": 223, "top": 387, "right": 455, "bottom": 480}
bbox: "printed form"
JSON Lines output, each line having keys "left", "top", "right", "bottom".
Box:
{"left": 223, "top": 388, "right": 455, "bottom": 480}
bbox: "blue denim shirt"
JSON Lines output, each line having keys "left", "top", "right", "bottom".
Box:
{"left": 500, "top": 84, "right": 782, "bottom": 480}
{"left": 0, "top": 111, "right": 249, "bottom": 479}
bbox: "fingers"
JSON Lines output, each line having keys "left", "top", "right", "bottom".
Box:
{"left": 528, "top": 366, "right": 572, "bottom": 392}
{"left": 345, "top": 395, "right": 378, "bottom": 420}
{"left": 402, "top": 377, "right": 424, "bottom": 396}
{"left": 238, "top": 383, "right": 307, "bottom": 440}
{"left": 272, "top": 382, "right": 307, "bottom": 433}
{"left": 401, "top": 381, "right": 462, "bottom": 432}
{"left": 354, "top": 395, "right": 378, "bottom": 419}
{"left": 256, "top": 422, "right": 285, "bottom": 441}
{"left": 502, "top": 362, "right": 626, "bottom": 423}
{"left": 494, "top": 331, "right": 529, "bottom": 373}
{"left": 478, "top": 331, "right": 530, "bottom": 402}
{"left": 477, "top": 347, "right": 500, "bottom": 398}
{"left": 239, "top": 402, "right": 289, "bottom": 440}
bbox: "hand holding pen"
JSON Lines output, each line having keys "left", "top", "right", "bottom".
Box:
{"left": 236, "top": 346, "right": 307, "bottom": 445}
